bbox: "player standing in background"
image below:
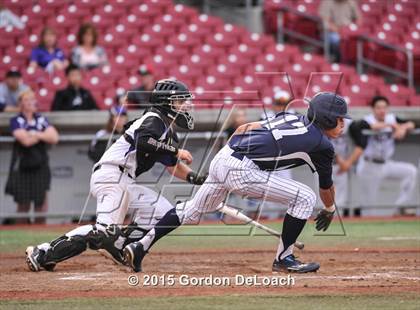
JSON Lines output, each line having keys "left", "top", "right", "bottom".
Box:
{"left": 124, "top": 92, "right": 350, "bottom": 273}
{"left": 331, "top": 118, "right": 364, "bottom": 216}
{"left": 25, "top": 79, "right": 207, "bottom": 271}
{"left": 356, "top": 96, "right": 417, "bottom": 215}
{"left": 88, "top": 106, "right": 128, "bottom": 163}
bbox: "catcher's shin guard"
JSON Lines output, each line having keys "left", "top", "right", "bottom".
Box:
{"left": 40, "top": 224, "right": 122, "bottom": 266}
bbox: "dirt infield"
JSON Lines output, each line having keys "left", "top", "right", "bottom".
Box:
{"left": 1, "top": 247, "right": 419, "bottom": 300}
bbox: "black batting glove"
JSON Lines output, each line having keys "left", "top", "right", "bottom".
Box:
{"left": 186, "top": 171, "right": 208, "bottom": 185}
{"left": 315, "top": 209, "right": 335, "bottom": 231}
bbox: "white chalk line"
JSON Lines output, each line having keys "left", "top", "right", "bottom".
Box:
{"left": 377, "top": 236, "right": 420, "bottom": 241}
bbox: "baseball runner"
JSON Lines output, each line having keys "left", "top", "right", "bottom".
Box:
{"left": 25, "top": 79, "right": 207, "bottom": 271}
{"left": 124, "top": 92, "right": 350, "bottom": 273}
{"left": 356, "top": 96, "right": 417, "bottom": 215}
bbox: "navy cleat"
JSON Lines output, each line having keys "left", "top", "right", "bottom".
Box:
{"left": 123, "top": 243, "right": 147, "bottom": 273}
{"left": 272, "top": 254, "right": 320, "bottom": 273}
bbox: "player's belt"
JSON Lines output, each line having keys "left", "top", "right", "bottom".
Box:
{"left": 93, "top": 164, "right": 134, "bottom": 178}
{"left": 364, "top": 156, "right": 385, "bottom": 164}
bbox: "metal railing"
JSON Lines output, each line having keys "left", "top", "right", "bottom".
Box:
{"left": 357, "top": 35, "right": 414, "bottom": 88}
{"left": 0, "top": 132, "right": 227, "bottom": 221}
{"left": 275, "top": 6, "right": 329, "bottom": 59}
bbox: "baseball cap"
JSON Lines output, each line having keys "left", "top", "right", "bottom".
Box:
{"left": 273, "top": 90, "right": 291, "bottom": 105}
{"left": 109, "top": 105, "right": 127, "bottom": 116}
{"left": 138, "top": 64, "right": 154, "bottom": 76}
{"left": 6, "top": 69, "right": 22, "bottom": 78}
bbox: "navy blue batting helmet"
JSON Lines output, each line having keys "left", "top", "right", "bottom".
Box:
{"left": 307, "top": 92, "right": 351, "bottom": 129}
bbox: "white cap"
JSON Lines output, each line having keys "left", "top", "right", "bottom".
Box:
{"left": 273, "top": 90, "right": 291, "bottom": 105}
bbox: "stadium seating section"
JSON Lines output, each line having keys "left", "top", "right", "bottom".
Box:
{"left": 1, "top": 0, "right": 418, "bottom": 111}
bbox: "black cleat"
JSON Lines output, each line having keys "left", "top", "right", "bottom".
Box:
{"left": 272, "top": 254, "right": 320, "bottom": 273}
{"left": 124, "top": 243, "right": 147, "bottom": 273}
{"left": 26, "top": 246, "right": 56, "bottom": 272}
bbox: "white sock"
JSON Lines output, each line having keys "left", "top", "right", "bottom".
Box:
{"left": 275, "top": 238, "right": 294, "bottom": 260}
{"left": 139, "top": 228, "right": 156, "bottom": 251}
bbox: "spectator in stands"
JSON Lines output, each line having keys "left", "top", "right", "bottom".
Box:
{"left": 88, "top": 105, "right": 128, "bottom": 163}
{"left": 319, "top": 0, "right": 361, "bottom": 62}
{"left": 5, "top": 89, "right": 59, "bottom": 224}
{"left": 260, "top": 90, "right": 292, "bottom": 120}
{"left": 0, "top": 69, "right": 29, "bottom": 113}
{"left": 29, "top": 27, "right": 68, "bottom": 73}
{"left": 51, "top": 64, "right": 98, "bottom": 111}
{"left": 225, "top": 108, "right": 247, "bottom": 139}
{"left": 126, "top": 64, "right": 155, "bottom": 108}
{"left": 71, "top": 23, "right": 108, "bottom": 70}
{"left": 0, "top": 4, "right": 24, "bottom": 29}
{"left": 355, "top": 96, "right": 417, "bottom": 215}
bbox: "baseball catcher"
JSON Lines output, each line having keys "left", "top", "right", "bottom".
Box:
{"left": 25, "top": 79, "right": 207, "bottom": 271}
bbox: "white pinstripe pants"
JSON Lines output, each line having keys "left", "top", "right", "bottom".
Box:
{"left": 177, "top": 145, "right": 317, "bottom": 224}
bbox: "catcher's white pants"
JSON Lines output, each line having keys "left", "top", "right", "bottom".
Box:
{"left": 90, "top": 165, "right": 173, "bottom": 229}
{"left": 177, "top": 145, "right": 317, "bottom": 223}
{"left": 357, "top": 159, "right": 417, "bottom": 208}
{"left": 332, "top": 164, "right": 349, "bottom": 207}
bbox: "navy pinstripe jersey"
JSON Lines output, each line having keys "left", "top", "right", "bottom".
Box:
{"left": 228, "top": 112, "right": 335, "bottom": 189}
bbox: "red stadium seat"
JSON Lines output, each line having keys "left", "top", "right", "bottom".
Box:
{"left": 154, "top": 13, "right": 187, "bottom": 32}
{"left": 378, "top": 84, "right": 415, "bottom": 106}
{"left": 36, "top": 87, "right": 54, "bottom": 111}
{"left": 189, "top": 14, "right": 224, "bottom": 32}
{"left": 168, "top": 33, "right": 202, "bottom": 51}
{"left": 58, "top": 4, "right": 91, "bottom": 19}
{"left": 95, "top": 3, "right": 127, "bottom": 19}
{"left": 195, "top": 75, "right": 232, "bottom": 91}
{"left": 168, "top": 65, "right": 202, "bottom": 86}
{"left": 228, "top": 44, "right": 260, "bottom": 62}
{"left": 240, "top": 32, "right": 274, "bottom": 51}
{"left": 192, "top": 44, "right": 225, "bottom": 62}
{"left": 206, "top": 62, "right": 243, "bottom": 80}
{"left": 156, "top": 45, "right": 189, "bottom": 62}
{"left": 118, "top": 14, "right": 150, "bottom": 33}
{"left": 178, "top": 23, "right": 210, "bottom": 43}
{"left": 182, "top": 54, "right": 216, "bottom": 72}
{"left": 166, "top": 4, "right": 198, "bottom": 23}
{"left": 131, "top": 2, "right": 165, "bottom": 20}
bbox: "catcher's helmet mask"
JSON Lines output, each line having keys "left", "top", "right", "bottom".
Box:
{"left": 151, "top": 79, "right": 195, "bottom": 130}
{"left": 307, "top": 92, "right": 351, "bottom": 130}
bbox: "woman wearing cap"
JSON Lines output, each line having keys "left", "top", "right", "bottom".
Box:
{"left": 88, "top": 106, "right": 128, "bottom": 163}
{"left": 6, "top": 89, "right": 59, "bottom": 224}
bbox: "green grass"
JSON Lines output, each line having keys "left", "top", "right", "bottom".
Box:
{"left": 1, "top": 220, "right": 419, "bottom": 254}
{"left": 1, "top": 294, "right": 419, "bottom": 310}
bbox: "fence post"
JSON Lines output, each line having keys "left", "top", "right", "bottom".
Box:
{"left": 407, "top": 50, "right": 414, "bottom": 88}
{"left": 276, "top": 10, "right": 284, "bottom": 44}
{"left": 356, "top": 38, "right": 363, "bottom": 75}
{"left": 323, "top": 25, "right": 330, "bottom": 60}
